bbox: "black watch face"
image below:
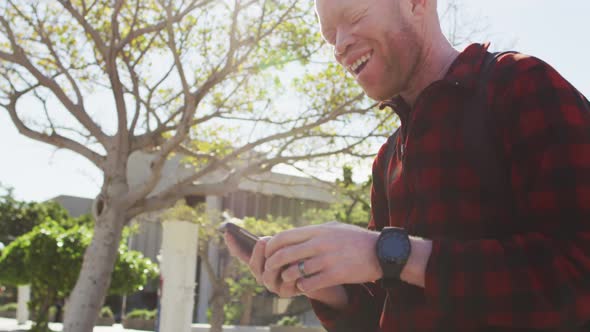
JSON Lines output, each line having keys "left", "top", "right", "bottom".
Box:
{"left": 380, "top": 232, "right": 410, "bottom": 262}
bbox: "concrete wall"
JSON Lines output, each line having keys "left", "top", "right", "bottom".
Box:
{"left": 50, "top": 195, "right": 93, "bottom": 218}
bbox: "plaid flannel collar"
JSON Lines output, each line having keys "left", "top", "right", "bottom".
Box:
{"left": 379, "top": 42, "right": 492, "bottom": 113}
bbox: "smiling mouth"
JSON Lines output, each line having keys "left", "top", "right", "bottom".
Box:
{"left": 349, "top": 52, "right": 373, "bottom": 75}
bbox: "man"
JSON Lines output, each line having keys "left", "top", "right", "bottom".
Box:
{"left": 226, "top": 0, "right": 590, "bottom": 330}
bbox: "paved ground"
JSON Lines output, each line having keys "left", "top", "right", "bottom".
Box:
{"left": 0, "top": 317, "right": 146, "bottom": 332}
{"left": 0, "top": 318, "right": 280, "bottom": 332}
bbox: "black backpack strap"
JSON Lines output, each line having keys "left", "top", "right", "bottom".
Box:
{"left": 463, "top": 51, "right": 516, "bottom": 221}
{"left": 383, "top": 128, "right": 401, "bottom": 205}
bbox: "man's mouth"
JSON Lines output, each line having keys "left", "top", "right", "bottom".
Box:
{"left": 348, "top": 52, "right": 373, "bottom": 75}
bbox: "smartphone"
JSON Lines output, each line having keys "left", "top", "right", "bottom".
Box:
{"left": 218, "top": 222, "right": 259, "bottom": 256}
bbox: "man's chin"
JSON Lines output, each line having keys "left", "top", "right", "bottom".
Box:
{"left": 362, "top": 87, "right": 396, "bottom": 102}
{"left": 357, "top": 78, "right": 398, "bottom": 101}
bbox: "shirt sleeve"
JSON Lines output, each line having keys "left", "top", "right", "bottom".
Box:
{"left": 309, "top": 138, "right": 393, "bottom": 331}
{"left": 424, "top": 55, "right": 590, "bottom": 329}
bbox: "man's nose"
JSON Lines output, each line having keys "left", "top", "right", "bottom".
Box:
{"left": 334, "top": 28, "right": 354, "bottom": 57}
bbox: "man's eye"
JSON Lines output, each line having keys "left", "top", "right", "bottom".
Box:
{"left": 351, "top": 8, "right": 368, "bottom": 24}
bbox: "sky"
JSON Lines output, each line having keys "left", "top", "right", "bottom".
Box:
{"left": 1, "top": 0, "right": 589, "bottom": 202}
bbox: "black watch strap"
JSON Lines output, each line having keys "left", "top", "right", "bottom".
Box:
{"left": 380, "top": 277, "right": 401, "bottom": 289}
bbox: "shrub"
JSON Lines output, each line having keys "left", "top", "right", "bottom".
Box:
{"left": 276, "top": 316, "right": 301, "bottom": 326}
{"left": 0, "top": 221, "right": 158, "bottom": 332}
{"left": 100, "top": 306, "right": 114, "bottom": 319}
{"left": 48, "top": 306, "right": 57, "bottom": 321}
{"left": 125, "top": 309, "right": 156, "bottom": 320}
{"left": 0, "top": 303, "right": 17, "bottom": 312}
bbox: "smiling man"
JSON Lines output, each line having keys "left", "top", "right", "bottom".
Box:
{"left": 225, "top": 0, "right": 590, "bottom": 331}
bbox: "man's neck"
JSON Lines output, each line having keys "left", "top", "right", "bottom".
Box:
{"left": 400, "top": 39, "right": 459, "bottom": 107}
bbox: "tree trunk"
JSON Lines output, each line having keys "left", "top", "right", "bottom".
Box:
{"left": 239, "top": 293, "right": 253, "bottom": 325}
{"left": 63, "top": 204, "right": 126, "bottom": 332}
{"left": 209, "top": 282, "right": 226, "bottom": 332}
{"left": 29, "top": 286, "right": 55, "bottom": 332}
{"left": 209, "top": 258, "right": 234, "bottom": 332}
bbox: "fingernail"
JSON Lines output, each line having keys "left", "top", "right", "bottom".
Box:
{"left": 296, "top": 280, "right": 304, "bottom": 292}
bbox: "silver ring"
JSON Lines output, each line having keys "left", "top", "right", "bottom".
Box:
{"left": 297, "top": 260, "right": 308, "bottom": 278}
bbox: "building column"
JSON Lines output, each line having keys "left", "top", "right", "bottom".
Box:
{"left": 197, "top": 195, "right": 222, "bottom": 323}
{"left": 17, "top": 285, "right": 30, "bottom": 324}
{"left": 159, "top": 220, "right": 199, "bottom": 332}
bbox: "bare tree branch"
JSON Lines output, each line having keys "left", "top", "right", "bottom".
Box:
{"left": 104, "top": 5, "right": 130, "bottom": 151}
{"left": 0, "top": 16, "right": 109, "bottom": 146}
{"left": 122, "top": 57, "right": 142, "bottom": 137}
{"left": 26, "top": 4, "right": 85, "bottom": 107}
{"left": 2, "top": 94, "right": 105, "bottom": 168}
{"left": 57, "top": 0, "right": 108, "bottom": 59}
{"left": 162, "top": 1, "right": 190, "bottom": 98}
{"left": 128, "top": 95, "right": 369, "bottom": 215}
{"left": 127, "top": 0, "right": 310, "bottom": 159}
{"left": 122, "top": 0, "right": 252, "bottom": 207}
{"left": 115, "top": 0, "right": 210, "bottom": 52}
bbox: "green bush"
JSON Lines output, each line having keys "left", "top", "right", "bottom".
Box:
{"left": 110, "top": 249, "right": 159, "bottom": 295}
{"left": 48, "top": 306, "right": 57, "bottom": 321}
{"left": 0, "top": 303, "right": 17, "bottom": 312}
{"left": 0, "top": 220, "right": 158, "bottom": 332}
{"left": 126, "top": 309, "right": 156, "bottom": 320}
{"left": 100, "top": 306, "right": 114, "bottom": 319}
{"left": 0, "top": 190, "right": 72, "bottom": 245}
{"left": 275, "top": 316, "right": 301, "bottom": 326}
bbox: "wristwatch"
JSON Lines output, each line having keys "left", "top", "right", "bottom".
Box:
{"left": 376, "top": 227, "right": 411, "bottom": 287}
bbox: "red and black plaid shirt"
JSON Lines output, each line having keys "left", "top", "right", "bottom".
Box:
{"left": 310, "top": 43, "right": 590, "bottom": 331}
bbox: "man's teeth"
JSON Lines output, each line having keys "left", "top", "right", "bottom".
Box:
{"left": 349, "top": 53, "right": 372, "bottom": 73}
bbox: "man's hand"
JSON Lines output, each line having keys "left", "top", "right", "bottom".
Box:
{"left": 224, "top": 232, "right": 302, "bottom": 298}
{"left": 225, "top": 231, "right": 350, "bottom": 310}
{"left": 263, "top": 222, "right": 382, "bottom": 294}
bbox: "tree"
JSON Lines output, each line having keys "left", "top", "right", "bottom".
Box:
{"left": 303, "top": 165, "right": 372, "bottom": 228}
{"left": 0, "top": 220, "right": 158, "bottom": 332}
{"left": 332, "top": 165, "right": 372, "bottom": 227}
{"left": 0, "top": 1, "right": 390, "bottom": 330}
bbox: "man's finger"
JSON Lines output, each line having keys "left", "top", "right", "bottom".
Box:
{"left": 280, "top": 255, "right": 327, "bottom": 283}
{"left": 265, "top": 225, "right": 322, "bottom": 258}
{"left": 296, "top": 269, "right": 341, "bottom": 294}
{"left": 249, "top": 236, "right": 271, "bottom": 282}
{"left": 277, "top": 280, "right": 303, "bottom": 298}
{"left": 265, "top": 239, "right": 318, "bottom": 271}
{"left": 261, "top": 265, "right": 282, "bottom": 294}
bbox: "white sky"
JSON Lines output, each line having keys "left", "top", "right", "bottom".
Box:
{"left": 1, "top": 0, "right": 589, "bottom": 202}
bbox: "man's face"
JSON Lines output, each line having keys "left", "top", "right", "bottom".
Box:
{"left": 315, "top": 0, "right": 422, "bottom": 101}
